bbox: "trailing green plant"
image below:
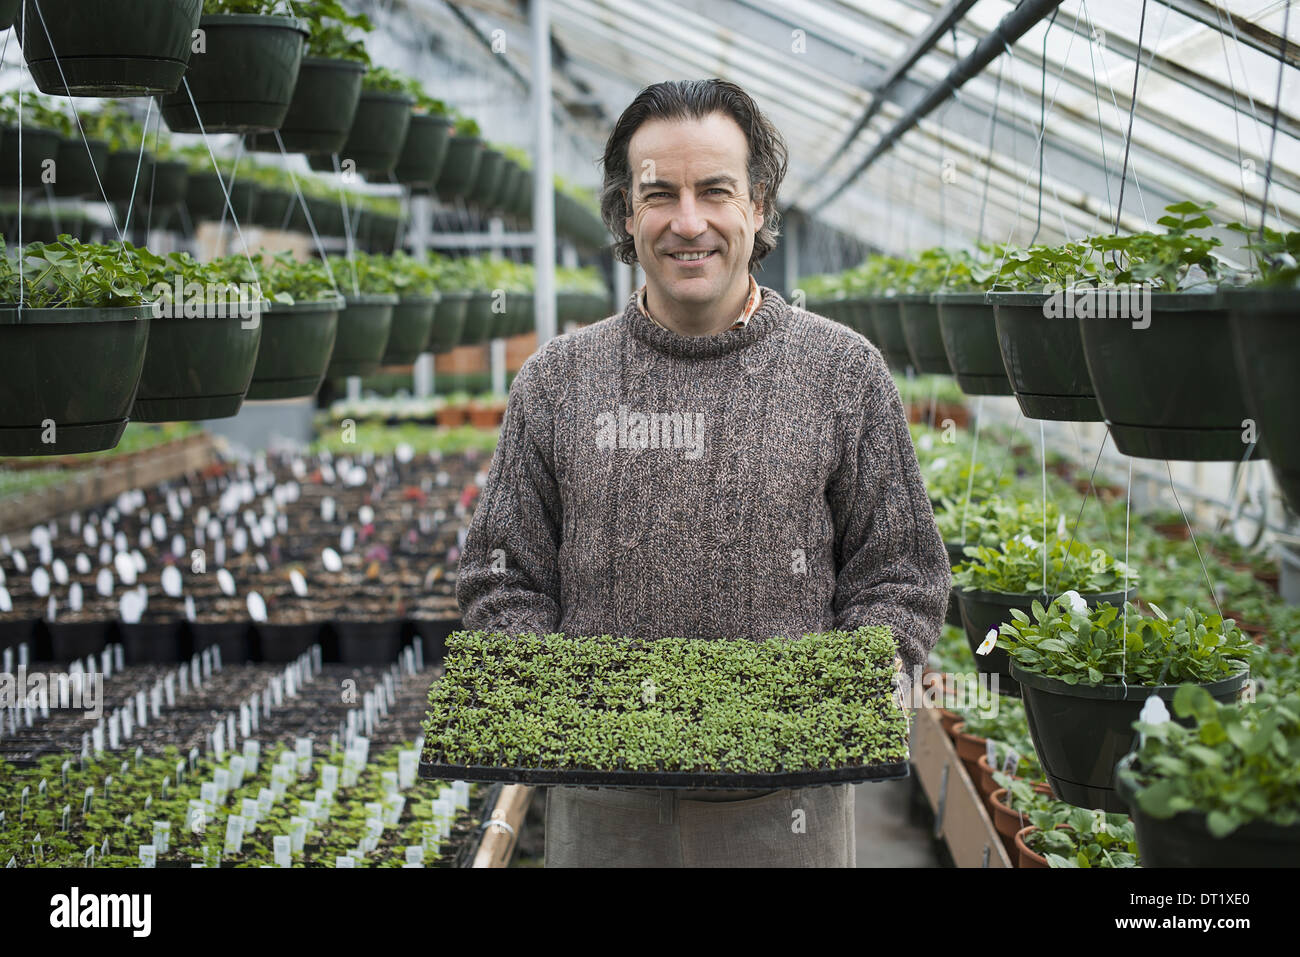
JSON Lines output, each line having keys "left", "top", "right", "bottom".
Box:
{"left": 452, "top": 114, "right": 481, "bottom": 138}
{"left": 1089, "top": 200, "right": 1225, "bottom": 292}
{"left": 0, "top": 237, "right": 151, "bottom": 308}
{"left": 1023, "top": 805, "right": 1139, "bottom": 867}
{"left": 1126, "top": 685, "right": 1300, "bottom": 837}
{"left": 254, "top": 250, "right": 339, "bottom": 304}
{"left": 0, "top": 91, "right": 68, "bottom": 134}
{"left": 555, "top": 265, "right": 607, "bottom": 295}
{"left": 935, "top": 496, "right": 1061, "bottom": 548}
{"left": 327, "top": 251, "right": 400, "bottom": 296}
{"left": 953, "top": 536, "right": 1137, "bottom": 595}
{"left": 998, "top": 595, "right": 1253, "bottom": 687}
{"left": 296, "top": 0, "right": 372, "bottom": 63}
{"left": 423, "top": 628, "right": 909, "bottom": 774}
{"left": 1224, "top": 222, "right": 1300, "bottom": 288}
{"left": 905, "top": 245, "right": 999, "bottom": 294}
{"left": 80, "top": 105, "right": 151, "bottom": 153}
{"left": 992, "top": 769, "right": 1057, "bottom": 817}
{"left": 201, "top": 0, "right": 291, "bottom": 13}
{"left": 361, "top": 66, "right": 411, "bottom": 95}
{"left": 958, "top": 697, "right": 1043, "bottom": 779}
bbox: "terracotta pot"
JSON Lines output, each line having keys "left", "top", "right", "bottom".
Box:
{"left": 1153, "top": 522, "right": 1191, "bottom": 540}
{"left": 1015, "top": 823, "right": 1073, "bottom": 869}
{"left": 466, "top": 403, "right": 504, "bottom": 429}
{"left": 436, "top": 406, "right": 468, "bottom": 427}
{"left": 938, "top": 708, "right": 962, "bottom": 739}
{"left": 951, "top": 721, "right": 986, "bottom": 780}
{"left": 975, "top": 753, "right": 1003, "bottom": 802}
{"left": 989, "top": 785, "right": 1056, "bottom": 848}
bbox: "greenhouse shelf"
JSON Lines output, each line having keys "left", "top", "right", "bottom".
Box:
{"left": 418, "top": 759, "right": 909, "bottom": 790}
{"left": 910, "top": 705, "right": 1012, "bottom": 868}
{"left": 471, "top": 784, "right": 534, "bottom": 868}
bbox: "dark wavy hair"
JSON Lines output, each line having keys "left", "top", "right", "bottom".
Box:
{"left": 599, "top": 78, "right": 788, "bottom": 271}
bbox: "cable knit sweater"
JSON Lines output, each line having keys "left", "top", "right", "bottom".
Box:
{"left": 455, "top": 284, "right": 950, "bottom": 676}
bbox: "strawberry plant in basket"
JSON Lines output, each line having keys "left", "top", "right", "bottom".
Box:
{"left": 421, "top": 628, "right": 910, "bottom": 789}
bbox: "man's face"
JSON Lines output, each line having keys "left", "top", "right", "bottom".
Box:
{"left": 623, "top": 112, "right": 763, "bottom": 313}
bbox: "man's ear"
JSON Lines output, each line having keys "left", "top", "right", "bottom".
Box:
{"left": 621, "top": 187, "right": 633, "bottom": 234}
{"left": 752, "top": 183, "right": 765, "bottom": 232}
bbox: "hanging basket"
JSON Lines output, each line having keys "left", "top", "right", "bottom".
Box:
{"left": 381, "top": 294, "right": 437, "bottom": 365}
{"left": 326, "top": 293, "right": 397, "bottom": 378}
{"left": 51, "top": 137, "right": 109, "bottom": 199}
{"left": 1, "top": 202, "right": 92, "bottom": 242}
{"left": 103, "top": 150, "right": 155, "bottom": 204}
{"left": 511, "top": 167, "right": 533, "bottom": 218}
{"left": 868, "top": 297, "right": 911, "bottom": 370}
{"left": 394, "top": 113, "right": 453, "bottom": 187}
{"left": 16, "top": 0, "right": 203, "bottom": 97}
{"left": 935, "top": 292, "right": 1013, "bottom": 395}
{"left": 1079, "top": 292, "right": 1256, "bottom": 460}
{"left": 158, "top": 14, "right": 308, "bottom": 134}
{"left": 490, "top": 158, "right": 520, "bottom": 214}
{"left": 252, "top": 187, "right": 293, "bottom": 230}
{"left": 1010, "top": 660, "right": 1248, "bottom": 814}
{"left": 131, "top": 299, "right": 265, "bottom": 422}
{"left": 0, "top": 126, "right": 61, "bottom": 190}
{"left": 459, "top": 291, "right": 497, "bottom": 346}
{"left": 0, "top": 304, "right": 151, "bottom": 455}
{"left": 184, "top": 171, "right": 257, "bottom": 223}
{"left": 245, "top": 55, "right": 365, "bottom": 154}
{"left": 333, "top": 90, "right": 414, "bottom": 178}
{"left": 244, "top": 295, "right": 342, "bottom": 400}
{"left": 465, "top": 147, "right": 504, "bottom": 209}
{"left": 0, "top": 0, "right": 19, "bottom": 30}
{"left": 955, "top": 586, "right": 1136, "bottom": 698}
{"left": 1115, "top": 755, "right": 1300, "bottom": 867}
{"left": 991, "top": 290, "right": 1103, "bottom": 421}
{"left": 357, "top": 211, "right": 403, "bottom": 254}
{"left": 428, "top": 290, "right": 469, "bottom": 353}
{"left": 434, "top": 135, "right": 482, "bottom": 202}
{"left": 898, "top": 293, "right": 953, "bottom": 374}
{"left": 1227, "top": 286, "right": 1300, "bottom": 513}
{"left": 140, "top": 158, "right": 190, "bottom": 208}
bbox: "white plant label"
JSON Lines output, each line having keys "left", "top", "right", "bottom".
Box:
{"left": 289, "top": 569, "right": 308, "bottom": 597}
{"left": 31, "top": 567, "right": 50, "bottom": 598}
{"left": 340, "top": 526, "right": 356, "bottom": 553}
{"left": 274, "top": 834, "right": 292, "bottom": 867}
{"left": 113, "top": 551, "right": 137, "bottom": 586}
{"left": 51, "top": 559, "right": 68, "bottom": 586}
{"left": 119, "top": 590, "right": 145, "bottom": 625}
{"left": 68, "top": 582, "right": 83, "bottom": 612}
{"left": 246, "top": 591, "right": 267, "bottom": 623}
{"left": 161, "top": 565, "right": 183, "bottom": 598}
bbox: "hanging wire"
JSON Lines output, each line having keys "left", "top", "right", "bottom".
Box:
{"left": 1259, "top": 0, "right": 1292, "bottom": 239}
{"left": 1113, "top": 0, "right": 1149, "bottom": 234}
{"left": 976, "top": 58, "right": 1004, "bottom": 248}
{"left": 1030, "top": 9, "right": 1060, "bottom": 245}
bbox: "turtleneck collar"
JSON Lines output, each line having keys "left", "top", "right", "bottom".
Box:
{"left": 621, "top": 282, "right": 788, "bottom": 360}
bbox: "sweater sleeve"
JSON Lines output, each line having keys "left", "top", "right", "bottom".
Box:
{"left": 828, "top": 344, "right": 950, "bottom": 680}
{"left": 455, "top": 346, "right": 563, "bottom": 636}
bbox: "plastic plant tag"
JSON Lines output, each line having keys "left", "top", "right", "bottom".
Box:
{"left": 452, "top": 781, "right": 470, "bottom": 811}
{"left": 976, "top": 628, "right": 998, "bottom": 656}
{"left": 335, "top": 856, "right": 355, "bottom": 868}
{"left": 985, "top": 738, "right": 997, "bottom": 768}
{"left": 61, "top": 804, "right": 70, "bottom": 831}
{"left": 213, "top": 722, "right": 226, "bottom": 762}
{"left": 321, "top": 497, "right": 336, "bottom": 523}
{"left": 322, "top": 547, "right": 343, "bottom": 573}
{"left": 200, "top": 781, "right": 219, "bottom": 810}
{"left": 243, "top": 739, "right": 260, "bottom": 776}
{"left": 153, "top": 821, "right": 170, "bottom": 853}
{"left": 240, "top": 797, "right": 259, "bottom": 828}
{"left": 136, "top": 691, "right": 147, "bottom": 728}
{"left": 295, "top": 737, "right": 313, "bottom": 776}
{"left": 274, "top": 834, "right": 292, "bottom": 868}
{"left": 1139, "top": 695, "right": 1170, "bottom": 726}
{"left": 340, "top": 526, "right": 356, "bottom": 553}
{"left": 229, "top": 755, "right": 246, "bottom": 791}
{"left": 314, "top": 788, "right": 331, "bottom": 814}
{"left": 224, "top": 815, "right": 245, "bottom": 855}
{"left": 161, "top": 565, "right": 183, "bottom": 598}
{"left": 381, "top": 771, "right": 399, "bottom": 796}
{"left": 139, "top": 845, "right": 156, "bottom": 868}
{"left": 217, "top": 568, "right": 236, "bottom": 597}
{"left": 321, "top": 765, "right": 339, "bottom": 794}
{"left": 289, "top": 818, "right": 307, "bottom": 853}
{"left": 384, "top": 796, "right": 405, "bottom": 827}
{"left": 270, "top": 765, "right": 290, "bottom": 802}
{"left": 405, "top": 845, "right": 424, "bottom": 867}
{"left": 258, "top": 788, "right": 274, "bottom": 819}
{"left": 1002, "top": 749, "right": 1021, "bottom": 775}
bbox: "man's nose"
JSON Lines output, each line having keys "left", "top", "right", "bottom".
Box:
{"left": 670, "top": 191, "right": 708, "bottom": 240}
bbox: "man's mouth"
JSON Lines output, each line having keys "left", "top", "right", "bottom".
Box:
{"left": 667, "top": 250, "right": 717, "bottom": 264}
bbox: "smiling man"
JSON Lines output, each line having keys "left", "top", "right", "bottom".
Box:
{"left": 456, "top": 78, "right": 950, "bottom": 867}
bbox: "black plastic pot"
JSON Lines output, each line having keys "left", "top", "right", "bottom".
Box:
{"left": 407, "top": 615, "right": 460, "bottom": 666}
{"left": 1079, "top": 292, "right": 1254, "bottom": 460}
{"left": 103, "top": 150, "right": 155, "bottom": 204}
{"left": 131, "top": 300, "right": 264, "bottom": 422}
{"left": 50, "top": 137, "right": 109, "bottom": 199}
{"left": 327, "top": 293, "right": 396, "bottom": 378}
{"left": 1227, "top": 287, "right": 1300, "bottom": 513}
{"left": 356, "top": 211, "right": 403, "bottom": 254}
{"left": 0, "top": 616, "right": 38, "bottom": 654}
{"left": 244, "top": 296, "right": 342, "bottom": 400}
{"left": 46, "top": 620, "right": 112, "bottom": 662}
{"left": 957, "top": 586, "right": 1135, "bottom": 698}
{"left": 1, "top": 204, "right": 92, "bottom": 243}
{"left": 991, "top": 291, "right": 1104, "bottom": 422}
{"left": 337, "top": 89, "right": 415, "bottom": 177}
{"left": 395, "top": 113, "right": 453, "bottom": 188}
{"left": 16, "top": 0, "right": 202, "bottom": 97}
{"left": 460, "top": 291, "right": 498, "bottom": 346}
{"left": 252, "top": 188, "right": 293, "bottom": 230}
{"left": 428, "top": 290, "right": 469, "bottom": 353}
{"left": 868, "top": 298, "right": 912, "bottom": 370}
{"left": 1115, "top": 755, "right": 1299, "bottom": 867}
{"left": 943, "top": 541, "right": 967, "bottom": 628}
{"left": 0, "top": 126, "right": 61, "bottom": 190}
{"left": 140, "top": 158, "right": 189, "bottom": 209}
{"left": 0, "top": 304, "right": 150, "bottom": 455}
{"left": 0, "top": 0, "right": 19, "bottom": 30}
{"left": 936, "top": 292, "right": 1013, "bottom": 396}
{"left": 491, "top": 158, "right": 520, "bottom": 213}
{"left": 511, "top": 167, "right": 533, "bottom": 218}
{"left": 382, "top": 295, "right": 437, "bottom": 365}
{"left": 255, "top": 621, "right": 324, "bottom": 662}
{"left": 434, "top": 135, "right": 482, "bottom": 201}
{"left": 1011, "top": 661, "right": 1248, "bottom": 813}
{"left": 120, "top": 619, "right": 187, "bottom": 663}
{"left": 189, "top": 620, "right": 251, "bottom": 664}
{"left": 334, "top": 618, "right": 404, "bottom": 665}
{"left": 245, "top": 56, "right": 365, "bottom": 154}
{"left": 898, "top": 294, "right": 953, "bottom": 374}
{"left": 185, "top": 172, "right": 257, "bottom": 223}
{"left": 158, "top": 14, "right": 308, "bottom": 134}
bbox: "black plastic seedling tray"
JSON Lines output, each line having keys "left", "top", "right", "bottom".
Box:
{"left": 418, "top": 758, "right": 909, "bottom": 790}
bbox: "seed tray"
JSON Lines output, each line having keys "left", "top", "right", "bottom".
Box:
{"left": 418, "top": 758, "right": 910, "bottom": 790}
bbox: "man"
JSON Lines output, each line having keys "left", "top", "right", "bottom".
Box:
{"left": 456, "top": 78, "right": 950, "bottom": 867}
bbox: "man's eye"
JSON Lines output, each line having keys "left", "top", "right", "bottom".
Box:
{"left": 705, "top": 188, "right": 729, "bottom": 195}
{"left": 645, "top": 191, "right": 671, "bottom": 199}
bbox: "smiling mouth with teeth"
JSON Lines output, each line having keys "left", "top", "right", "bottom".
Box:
{"left": 669, "top": 250, "right": 715, "bottom": 262}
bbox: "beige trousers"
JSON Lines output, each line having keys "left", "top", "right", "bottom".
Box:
{"left": 543, "top": 784, "right": 855, "bottom": 867}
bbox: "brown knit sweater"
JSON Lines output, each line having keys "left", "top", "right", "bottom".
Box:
{"left": 455, "top": 284, "right": 950, "bottom": 676}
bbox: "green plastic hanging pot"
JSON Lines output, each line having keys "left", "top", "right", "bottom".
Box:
{"left": 245, "top": 56, "right": 365, "bottom": 154}
{"left": 336, "top": 89, "right": 414, "bottom": 178}
{"left": 158, "top": 14, "right": 308, "bottom": 134}
{"left": 394, "top": 113, "right": 453, "bottom": 188}
{"left": 461, "top": 291, "right": 496, "bottom": 346}
{"left": 1115, "top": 755, "right": 1300, "bottom": 867}
{"left": 1011, "top": 661, "right": 1248, "bottom": 814}
{"left": 0, "top": 0, "right": 19, "bottom": 30}
{"left": 131, "top": 298, "right": 265, "bottom": 422}
{"left": 185, "top": 171, "right": 257, "bottom": 223}
{"left": 0, "top": 304, "right": 151, "bottom": 455}
{"left": 2, "top": 203, "right": 91, "bottom": 243}
{"left": 846, "top": 297, "right": 875, "bottom": 336}
{"left": 898, "top": 293, "right": 952, "bottom": 374}
{"left": 103, "top": 150, "right": 155, "bottom": 204}
{"left": 16, "top": 0, "right": 202, "bottom": 97}
{"left": 435, "top": 135, "right": 482, "bottom": 201}
{"left": 490, "top": 158, "right": 520, "bottom": 213}
{"left": 327, "top": 293, "right": 397, "bottom": 378}
{"left": 511, "top": 166, "right": 533, "bottom": 218}
{"left": 244, "top": 295, "right": 342, "bottom": 400}
{"left": 557, "top": 291, "right": 584, "bottom": 326}
{"left": 466, "top": 147, "right": 504, "bottom": 208}
{"left": 868, "top": 297, "right": 911, "bottom": 370}
{"left": 0, "top": 126, "right": 61, "bottom": 190}
{"left": 1227, "top": 286, "right": 1300, "bottom": 514}
{"left": 1078, "top": 291, "right": 1255, "bottom": 460}
{"left": 359, "top": 212, "right": 403, "bottom": 254}
{"left": 428, "top": 290, "right": 468, "bottom": 353}
{"left": 381, "top": 294, "right": 437, "bottom": 365}
{"left": 991, "top": 290, "right": 1103, "bottom": 422}
{"left": 505, "top": 290, "right": 534, "bottom": 337}
{"left": 935, "top": 291, "right": 1013, "bottom": 396}
{"left": 140, "top": 158, "right": 189, "bottom": 208}
{"left": 51, "top": 137, "right": 109, "bottom": 198}
{"left": 253, "top": 187, "right": 293, "bottom": 230}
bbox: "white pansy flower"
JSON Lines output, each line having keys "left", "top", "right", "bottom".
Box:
{"left": 1060, "top": 589, "right": 1088, "bottom": 614}
{"left": 976, "top": 628, "right": 998, "bottom": 656}
{"left": 1138, "top": 695, "right": 1170, "bottom": 726}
